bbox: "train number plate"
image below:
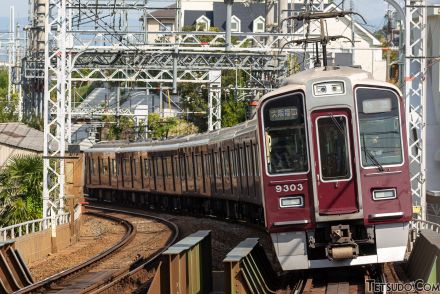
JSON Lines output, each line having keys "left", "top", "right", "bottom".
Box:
{"left": 275, "top": 184, "right": 303, "bottom": 193}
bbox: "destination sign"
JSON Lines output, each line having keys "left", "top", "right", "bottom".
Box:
{"left": 269, "top": 107, "right": 298, "bottom": 121}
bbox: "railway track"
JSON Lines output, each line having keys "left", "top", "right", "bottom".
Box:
{"left": 299, "top": 265, "right": 387, "bottom": 294}
{"left": 16, "top": 207, "right": 178, "bottom": 294}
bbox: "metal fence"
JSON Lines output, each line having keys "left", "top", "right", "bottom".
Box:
{"left": 0, "top": 213, "right": 71, "bottom": 241}
{"left": 0, "top": 205, "right": 83, "bottom": 242}
{"left": 410, "top": 219, "right": 440, "bottom": 235}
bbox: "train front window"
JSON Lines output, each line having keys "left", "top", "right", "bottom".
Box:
{"left": 356, "top": 88, "right": 403, "bottom": 167}
{"left": 262, "top": 93, "right": 308, "bottom": 174}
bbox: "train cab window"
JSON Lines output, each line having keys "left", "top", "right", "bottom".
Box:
{"left": 356, "top": 87, "right": 403, "bottom": 167}
{"left": 262, "top": 93, "right": 308, "bottom": 174}
{"left": 317, "top": 116, "right": 351, "bottom": 181}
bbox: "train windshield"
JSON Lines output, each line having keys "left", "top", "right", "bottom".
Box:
{"left": 356, "top": 87, "right": 403, "bottom": 167}
{"left": 262, "top": 93, "right": 308, "bottom": 174}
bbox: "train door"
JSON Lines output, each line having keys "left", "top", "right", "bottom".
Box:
{"left": 311, "top": 109, "right": 358, "bottom": 215}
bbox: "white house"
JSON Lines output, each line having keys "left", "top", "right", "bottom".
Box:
{"left": 293, "top": 3, "right": 387, "bottom": 80}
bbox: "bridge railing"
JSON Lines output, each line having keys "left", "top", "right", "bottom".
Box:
{"left": 410, "top": 219, "right": 440, "bottom": 235}
{"left": 0, "top": 213, "right": 71, "bottom": 242}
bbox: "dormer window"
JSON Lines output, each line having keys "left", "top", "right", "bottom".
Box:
{"left": 253, "top": 16, "right": 265, "bottom": 33}
{"left": 196, "top": 15, "right": 211, "bottom": 31}
{"left": 231, "top": 15, "right": 241, "bottom": 32}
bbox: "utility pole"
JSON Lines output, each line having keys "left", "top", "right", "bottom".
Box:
{"left": 7, "top": 6, "right": 15, "bottom": 102}
{"left": 225, "top": 0, "right": 233, "bottom": 51}
{"left": 350, "top": 0, "right": 355, "bottom": 66}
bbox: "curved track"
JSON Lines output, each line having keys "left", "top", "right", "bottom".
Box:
{"left": 16, "top": 208, "right": 178, "bottom": 294}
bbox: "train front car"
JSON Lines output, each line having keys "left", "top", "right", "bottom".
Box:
{"left": 257, "top": 67, "right": 412, "bottom": 270}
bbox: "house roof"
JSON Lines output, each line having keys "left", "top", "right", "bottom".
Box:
{"left": 0, "top": 123, "right": 44, "bottom": 152}
{"left": 150, "top": 4, "right": 177, "bottom": 19}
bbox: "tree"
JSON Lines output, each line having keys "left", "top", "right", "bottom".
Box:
{"left": 0, "top": 155, "right": 43, "bottom": 226}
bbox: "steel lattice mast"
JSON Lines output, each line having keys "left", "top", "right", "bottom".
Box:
{"left": 405, "top": 0, "right": 428, "bottom": 219}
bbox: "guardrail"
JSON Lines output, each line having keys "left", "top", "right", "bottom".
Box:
{"left": 147, "top": 230, "right": 212, "bottom": 294}
{"left": 0, "top": 213, "right": 70, "bottom": 242}
{"left": 406, "top": 229, "right": 440, "bottom": 284}
{"left": 0, "top": 240, "right": 34, "bottom": 293}
{"left": 410, "top": 219, "right": 440, "bottom": 234}
{"left": 223, "top": 238, "right": 278, "bottom": 294}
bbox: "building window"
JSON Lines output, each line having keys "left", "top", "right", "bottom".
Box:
{"left": 253, "top": 16, "right": 265, "bottom": 33}
{"left": 196, "top": 15, "right": 211, "bottom": 31}
{"left": 231, "top": 15, "right": 241, "bottom": 32}
{"left": 159, "top": 22, "right": 173, "bottom": 32}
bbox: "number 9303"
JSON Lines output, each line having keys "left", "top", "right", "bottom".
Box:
{"left": 275, "top": 183, "right": 303, "bottom": 193}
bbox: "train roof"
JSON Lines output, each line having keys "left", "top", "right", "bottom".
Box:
{"left": 259, "top": 66, "right": 402, "bottom": 105}
{"left": 85, "top": 119, "right": 257, "bottom": 153}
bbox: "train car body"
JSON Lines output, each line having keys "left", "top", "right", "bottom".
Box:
{"left": 85, "top": 66, "right": 412, "bottom": 270}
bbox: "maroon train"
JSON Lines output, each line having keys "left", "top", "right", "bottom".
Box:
{"left": 85, "top": 66, "right": 412, "bottom": 270}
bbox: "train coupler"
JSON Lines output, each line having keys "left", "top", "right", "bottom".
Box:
{"left": 326, "top": 243, "right": 359, "bottom": 260}
{"left": 326, "top": 224, "right": 359, "bottom": 260}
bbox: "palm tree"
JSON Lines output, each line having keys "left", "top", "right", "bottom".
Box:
{"left": 0, "top": 155, "right": 43, "bottom": 226}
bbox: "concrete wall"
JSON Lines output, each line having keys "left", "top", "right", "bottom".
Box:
{"left": 14, "top": 219, "right": 81, "bottom": 265}
{"left": 0, "top": 145, "right": 39, "bottom": 168}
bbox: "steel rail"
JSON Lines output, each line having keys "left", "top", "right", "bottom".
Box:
{"left": 83, "top": 205, "right": 180, "bottom": 294}
{"left": 14, "top": 211, "right": 137, "bottom": 294}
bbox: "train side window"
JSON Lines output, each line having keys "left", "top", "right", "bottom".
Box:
{"left": 101, "top": 158, "right": 108, "bottom": 175}
{"left": 253, "top": 144, "right": 259, "bottom": 176}
{"left": 246, "top": 144, "right": 252, "bottom": 176}
{"left": 262, "top": 93, "right": 308, "bottom": 175}
{"left": 163, "top": 158, "right": 168, "bottom": 177}
{"left": 132, "top": 158, "right": 137, "bottom": 176}
{"left": 167, "top": 157, "right": 172, "bottom": 177}
{"left": 216, "top": 152, "right": 221, "bottom": 178}
{"left": 223, "top": 151, "right": 229, "bottom": 176}
{"left": 157, "top": 158, "right": 162, "bottom": 177}
{"left": 123, "top": 158, "right": 129, "bottom": 176}
{"left": 143, "top": 159, "right": 149, "bottom": 176}
{"left": 205, "top": 153, "right": 211, "bottom": 177}
{"left": 240, "top": 147, "right": 245, "bottom": 177}
{"left": 112, "top": 159, "right": 116, "bottom": 175}
{"left": 356, "top": 87, "right": 403, "bottom": 167}
{"left": 194, "top": 154, "right": 199, "bottom": 177}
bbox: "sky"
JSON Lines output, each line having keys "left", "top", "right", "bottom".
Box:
{"left": 1, "top": 0, "right": 440, "bottom": 31}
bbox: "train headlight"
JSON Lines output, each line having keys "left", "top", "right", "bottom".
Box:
{"left": 373, "top": 189, "right": 396, "bottom": 200}
{"left": 280, "top": 196, "right": 304, "bottom": 208}
{"left": 313, "top": 82, "right": 345, "bottom": 96}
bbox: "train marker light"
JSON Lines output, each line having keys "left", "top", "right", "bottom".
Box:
{"left": 373, "top": 188, "right": 396, "bottom": 200}
{"left": 313, "top": 82, "right": 345, "bottom": 96}
{"left": 280, "top": 196, "right": 304, "bottom": 208}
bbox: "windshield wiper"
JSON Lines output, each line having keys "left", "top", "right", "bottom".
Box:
{"left": 362, "top": 135, "right": 384, "bottom": 172}
{"left": 330, "top": 114, "right": 384, "bottom": 172}
{"left": 329, "top": 114, "right": 345, "bottom": 136}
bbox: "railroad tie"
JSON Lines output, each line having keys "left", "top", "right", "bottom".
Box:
{"left": 326, "top": 282, "right": 349, "bottom": 294}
